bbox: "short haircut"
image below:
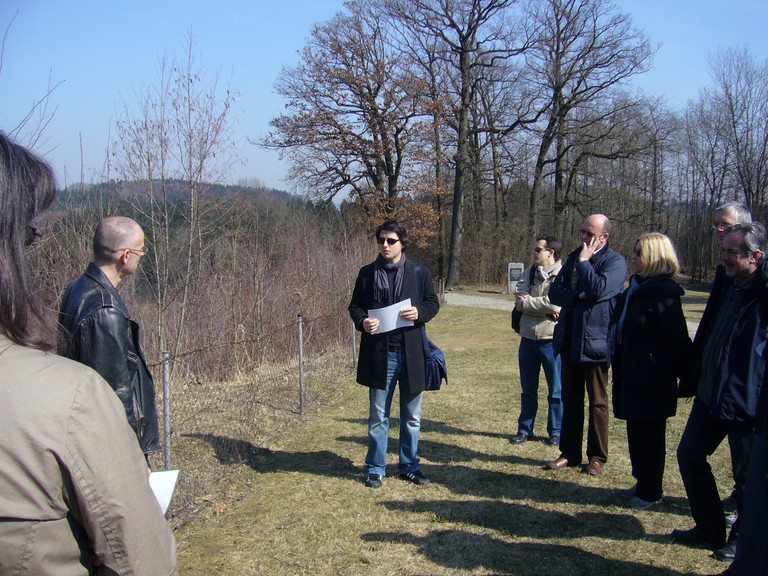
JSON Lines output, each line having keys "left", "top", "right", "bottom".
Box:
{"left": 375, "top": 220, "right": 408, "bottom": 249}
{"left": 716, "top": 202, "right": 752, "bottom": 224}
{"left": 635, "top": 232, "right": 680, "bottom": 278}
{"left": 536, "top": 235, "right": 562, "bottom": 261}
{"left": 726, "top": 222, "right": 766, "bottom": 255}
{"left": 0, "top": 132, "right": 57, "bottom": 348}
{"left": 93, "top": 216, "right": 141, "bottom": 262}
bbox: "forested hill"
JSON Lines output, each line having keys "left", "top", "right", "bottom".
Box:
{"left": 57, "top": 179, "right": 295, "bottom": 207}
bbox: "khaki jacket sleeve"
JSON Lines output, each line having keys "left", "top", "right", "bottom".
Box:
{"left": 64, "top": 372, "right": 178, "bottom": 576}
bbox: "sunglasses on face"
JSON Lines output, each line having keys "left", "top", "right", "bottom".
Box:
{"left": 377, "top": 237, "right": 400, "bottom": 246}
{"left": 580, "top": 229, "right": 600, "bottom": 238}
{"left": 533, "top": 247, "right": 550, "bottom": 253}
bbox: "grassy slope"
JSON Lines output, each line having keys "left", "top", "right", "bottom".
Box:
{"left": 175, "top": 289, "right": 731, "bottom": 575}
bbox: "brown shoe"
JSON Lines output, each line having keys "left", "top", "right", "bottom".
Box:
{"left": 586, "top": 458, "right": 604, "bottom": 476}
{"left": 545, "top": 455, "right": 571, "bottom": 470}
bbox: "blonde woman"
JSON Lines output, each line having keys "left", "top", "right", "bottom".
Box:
{"left": 610, "top": 233, "right": 692, "bottom": 509}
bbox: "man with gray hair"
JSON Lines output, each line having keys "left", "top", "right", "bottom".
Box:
{"left": 58, "top": 216, "right": 160, "bottom": 461}
{"left": 672, "top": 222, "right": 768, "bottom": 563}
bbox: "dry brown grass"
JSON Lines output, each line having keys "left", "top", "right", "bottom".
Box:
{"left": 174, "top": 292, "right": 732, "bottom": 575}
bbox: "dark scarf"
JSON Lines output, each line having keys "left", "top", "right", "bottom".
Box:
{"left": 374, "top": 253, "right": 406, "bottom": 304}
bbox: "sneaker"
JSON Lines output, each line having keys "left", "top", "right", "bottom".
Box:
{"left": 547, "top": 435, "right": 560, "bottom": 446}
{"left": 619, "top": 484, "right": 638, "bottom": 499}
{"left": 625, "top": 495, "right": 662, "bottom": 510}
{"left": 399, "top": 470, "right": 431, "bottom": 485}
{"left": 364, "top": 473, "right": 382, "bottom": 488}
{"left": 725, "top": 511, "right": 737, "bottom": 527}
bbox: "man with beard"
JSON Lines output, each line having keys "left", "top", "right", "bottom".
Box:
{"left": 672, "top": 222, "right": 768, "bottom": 563}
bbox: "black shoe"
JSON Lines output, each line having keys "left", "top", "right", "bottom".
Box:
{"left": 364, "top": 473, "right": 382, "bottom": 488}
{"left": 399, "top": 470, "right": 431, "bottom": 485}
{"left": 510, "top": 433, "right": 528, "bottom": 444}
{"left": 714, "top": 539, "right": 737, "bottom": 562}
{"left": 547, "top": 435, "right": 560, "bottom": 446}
{"left": 671, "top": 527, "right": 725, "bottom": 549}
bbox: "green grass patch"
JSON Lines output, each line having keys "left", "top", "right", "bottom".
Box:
{"left": 175, "top": 293, "right": 731, "bottom": 575}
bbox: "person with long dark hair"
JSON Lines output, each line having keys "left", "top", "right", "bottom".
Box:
{"left": 610, "top": 233, "right": 692, "bottom": 509}
{"left": 0, "top": 132, "right": 177, "bottom": 575}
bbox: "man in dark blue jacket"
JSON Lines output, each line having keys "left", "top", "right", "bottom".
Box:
{"left": 546, "top": 214, "right": 627, "bottom": 476}
{"left": 58, "top": 216, "right": 160, "bottom": 461}
{"left": 672, "top": 222, "right": 768, "bottom": 563}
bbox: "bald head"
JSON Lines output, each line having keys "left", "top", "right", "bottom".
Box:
{"left": 585, "top": 214, "right": 611, "bottom": 234}
{"left": 93, "top": 217, "right": 143, "bottom": 265}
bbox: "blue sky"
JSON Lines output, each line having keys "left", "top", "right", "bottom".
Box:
{"left": 1, "top": 0, "right": 766, "bottom": 190}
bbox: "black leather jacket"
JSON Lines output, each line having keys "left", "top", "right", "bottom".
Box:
{"left": 58, "top": 263, "right": 160, "bottom": 454}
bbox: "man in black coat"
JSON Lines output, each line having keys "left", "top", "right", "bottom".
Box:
{"left": 58, "top": 216, "right": 160, "bottom": 461}
{"left": 672, "top": 222, "right": 768, "bottom": 563}
{"left": 348, "top": 220, "right": 440, "bottom": 489}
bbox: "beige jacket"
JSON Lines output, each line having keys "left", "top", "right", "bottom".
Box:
{"left": 514, "top": 261, "right": 562, "bottom": 341}
{"left": 0, "top": 335, "right": 177, "bottom": 576}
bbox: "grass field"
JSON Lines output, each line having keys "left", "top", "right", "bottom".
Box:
{"left": 174, "top": 289, "right": 732, "bottom": 575}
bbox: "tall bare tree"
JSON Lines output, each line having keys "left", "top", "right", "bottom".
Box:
{"left": 263, "top": 1, "right": 421, "bottom": 219}
{"left": 708, "top": 47, "right": 768, "bottom": 216}
{"left": 521, "top": 0, "right": 653, "bottom": 237}
{"left": 384, "top": 0, "right": 523, "bottom": 288}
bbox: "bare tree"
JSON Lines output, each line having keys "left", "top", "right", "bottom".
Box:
{"left": 708, "top": 47, "right": 768, "bottom": 216}
{"left": 521, "top": 0, "right": 653, "bottom": 237}
{"left": 384, "top": 0, "right": 524, "bottom": 288}
{"left": 113, "top": 35, "right": 240, "bottom": 371}
{"left": 263, "top": 1, "right": 421, "bottom": 219}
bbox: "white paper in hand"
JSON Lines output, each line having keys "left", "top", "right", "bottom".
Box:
{"left": 149, "top": 469, "right": 179, "bottom": 514}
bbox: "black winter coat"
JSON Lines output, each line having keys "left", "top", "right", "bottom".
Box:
{"left": 348, "top": 258, "right": 439, "bottom": 393}
{"left": 609, "top": 275, "right": 692, "bottom": 421}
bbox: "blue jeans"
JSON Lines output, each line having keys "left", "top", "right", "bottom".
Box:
{"left": 365, "top": 351, "right": 423, "bottom": 477}
{"left": 517, "top": 337, "right": 562, "bottom": 438}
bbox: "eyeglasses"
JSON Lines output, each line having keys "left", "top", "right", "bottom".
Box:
{"left": 124, "top": 248, "right": 146, "bottom": 257}
{"left": 579, "top": 229, "right": 600, "bottom": 238}
{"left": 533, "top": 247, "right": 550, "bottom": 253}
{"left": 712, "top": 221, "right": 735, "bottom": 231}
{"left": 377, "top": 237, "right": 400, "bottom": 246}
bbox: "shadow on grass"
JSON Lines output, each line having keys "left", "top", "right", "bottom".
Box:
{"left": 361, "top": 529, "right": 690, "bottom": 575}
{"left": 380, "top": 498, "right": 647, "bottom": 541}
{"left": 183, "top": 433, "right": 357, "bottom": 479}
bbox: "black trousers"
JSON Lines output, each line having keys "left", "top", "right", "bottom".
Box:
{"left": 676, "top": 399, "right": 754, "bottom": 546}
{"left": 627, "top": 419, "right": 667, "bottom": 502}
{"left": 730, "top": 432, "right": 768, "bottom": 575}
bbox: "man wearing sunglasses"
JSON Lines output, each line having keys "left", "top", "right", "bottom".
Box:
{"left": 349, "top": 220, "right": 440, "bottom": 488}
{"left": 58, "top": 216, "right": 160, "bottom": 463}
{"left": 546, "top": 214, "right": 627, "bottom": 477}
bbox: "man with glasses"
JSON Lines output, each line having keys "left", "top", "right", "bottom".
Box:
{"left": 510, "top": 236, "right": 563, "bottom": 447}
{"left": 546, "top": 214, "right": 627, "bottom": 476}
{"left": 672, "top": 222, "right": 768, "bottom": 564}
{"left": 349, "top": 220, "right": 440, "bottom": 488}
{"left": 58, "top": 216, "right": 160, "bottom": 462}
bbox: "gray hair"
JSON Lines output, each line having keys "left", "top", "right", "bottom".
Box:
{"left": 716, "top": 202, "right": 752, "bottom": 224}
{"left": 727, "top": 222, "right": 766, "bottom": 255}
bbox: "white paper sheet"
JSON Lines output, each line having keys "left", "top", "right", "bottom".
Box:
{"left": 368, "top": 298, "right": 414, "bottom": 334}
{"left": 149, "top": 469, "right": 179, "bottom": 514}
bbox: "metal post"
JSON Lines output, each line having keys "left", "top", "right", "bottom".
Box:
{"left": 162, "top": 351, "right": 171, "bottom": 470}
{"left": 297, "top": 314, "right": 305, "bottom": 416}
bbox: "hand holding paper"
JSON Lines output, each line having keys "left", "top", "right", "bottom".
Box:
{"left": 367, "top": 298, "right": 414, "bottom": 334}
